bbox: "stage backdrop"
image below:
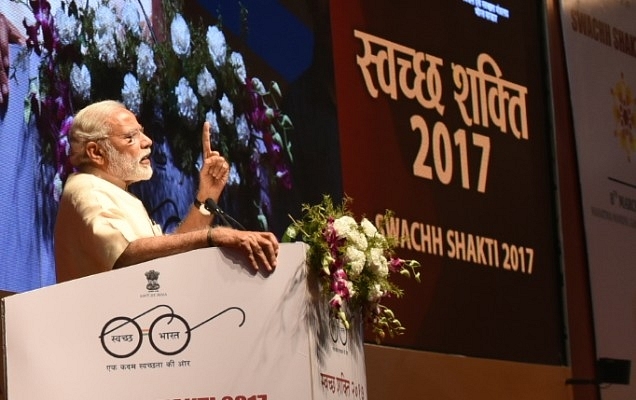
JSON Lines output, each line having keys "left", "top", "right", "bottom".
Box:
{"left": 331, "top": 0, "right": 566, "bottom": 365}
{"left": 0, "top": 0, "right": 567, "bottom": 369}
{"left": 560, "top": 0, "right": 636, "bottom": 398}
{"left": 0, "top": 0, "right": 313, "bottom": 292}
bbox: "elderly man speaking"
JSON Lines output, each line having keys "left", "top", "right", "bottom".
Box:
{"left": 54, "top": 100, "right": 278, "bottom": 282}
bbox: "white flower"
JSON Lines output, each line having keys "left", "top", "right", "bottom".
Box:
{"left": 55, "top": 8, "right": 79, "bottom": 45}
{"left": 333, "top": 215, "right": 357, "bottom": 239}
{"left": 360, "top": 218, "right": 378, "bottom": 238}
{"left": 136, "top": 42, "right": 156, "bottom": 81}
{"left": 170, "top": 13, "right": 191, "bottom": 57}
{"left": 70, "top": 64, "right": 91, "bottom": 101}
{"left": 348, "top": 229, "right": 368, "bottom": 250}
{"left": 228, "top": 163, "right": 241, "bottom": 186}
{"left": 367, "top": 283, "right": 384, "bottom": 302}
{"left": 80, "top": 42, "right": 88, "bottom": 56}
{"left": 368, "top": 247, "right": 389, "bottom": 277}
{"left": 205, "top": 110, "right": 220, "bottom": 144}
{"left": 174, "top": 77, "right": 198, "bottom": 124}
{"left": 251, "top": 77, "right": 266, "bottom": 95}
{"left": 197, "top": 67, "right": 217, "bottom": 98}
{"left": 95, "top": 33, "right": 118, "bottom": 65}
{"left": 230, "top": 52, "right": 247, "bottom": 83}
{"left": 206, "top": 25, "right": 227, "bottom": 67}
{"left": 53, "top": 172, "right": 63, "bottom": 202}
{"left": 345, "top": 246, "right": 366, "bottom": 277}
{"left": 251, "top": 129, "right": 268, "bottom": 154}
{"left": 235, "top": 114, "right": 250, "bottom": 147}
{"left": 334, "top": 216, "right": 368, "bottom": 249}
{"left": 120, "top": 1, "right": 142, "bottom": 38}
{"left": 94, "top": 5, "right": 117, "bottom": 37}
{"left": 219, "top": 94, "right": 234, "bottom": 124}
{"left": 121, "top": 73, "right": 141, "bottom": 115}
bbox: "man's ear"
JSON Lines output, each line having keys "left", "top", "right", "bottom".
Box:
{"left": 86, "top": 142, "right": 107, "bottom": 165}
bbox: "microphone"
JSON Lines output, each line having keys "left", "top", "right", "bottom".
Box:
{"left": 204, "top": 198, "right": 246, "bottom": 230}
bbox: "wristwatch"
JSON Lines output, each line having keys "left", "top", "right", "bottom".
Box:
{"left": 193, "top": 198, "right": 211, "bottom": 216}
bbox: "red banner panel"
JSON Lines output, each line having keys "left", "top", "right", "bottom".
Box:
{"left": 331, "top": 0, "right": 565, "bottom": 364}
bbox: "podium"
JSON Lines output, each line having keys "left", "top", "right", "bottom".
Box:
{"left": 1, "top": 243, "right": 367, "bottom": 399}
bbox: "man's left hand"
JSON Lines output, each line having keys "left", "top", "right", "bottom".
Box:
{"left": 198, "top": 121, "right": 229, "bottom": 201}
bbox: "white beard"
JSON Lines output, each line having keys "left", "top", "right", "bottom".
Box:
{"left": 104, "top": 145, "right": 153, "bottom": 182}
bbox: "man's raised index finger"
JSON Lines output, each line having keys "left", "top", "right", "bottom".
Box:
{"left": 201, "top": 121, "right": 212, "bottom": 158}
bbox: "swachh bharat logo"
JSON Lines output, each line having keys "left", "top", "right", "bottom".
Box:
{"left": 99, "top": 304, "right": 246, "bottom": 358}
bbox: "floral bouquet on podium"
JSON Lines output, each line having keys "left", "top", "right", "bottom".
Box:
{"left": 283, "top": 195, "right": 420, "bottom": 343}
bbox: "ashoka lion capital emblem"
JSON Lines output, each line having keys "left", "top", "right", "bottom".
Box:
{"left": 145, "top": 269, "right": 160, "bottom": 291}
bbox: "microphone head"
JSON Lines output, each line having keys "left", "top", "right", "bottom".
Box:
{"left": 204, "top": 198, "right": 222, "bottom": 214}
{"left": 204, "top": 198, "right": 245, "bottom": 230}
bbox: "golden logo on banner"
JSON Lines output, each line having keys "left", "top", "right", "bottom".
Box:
{"left": 611, "top": 72, "right": 636, "bottom": 161}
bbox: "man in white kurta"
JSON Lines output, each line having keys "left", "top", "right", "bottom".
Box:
{"left": 55, "top": 172, "right": 163, "bottom": 282}
{"left": 54, "top": 100, "right": 279, "bottom": 282}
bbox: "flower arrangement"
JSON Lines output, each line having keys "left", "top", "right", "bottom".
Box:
{"left": 283, "top": 195, "right": 421, "bottom": 343}
{"left": 20, "top": 0, "right": 293, "bottom": 230}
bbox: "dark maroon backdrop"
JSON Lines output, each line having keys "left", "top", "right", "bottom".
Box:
{"left": 331, "top": 0, "right": 565, "bottom": 365}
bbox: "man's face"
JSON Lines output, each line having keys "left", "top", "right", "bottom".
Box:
{"left": 103, "top": 108, "right": 153, "bottom": 184}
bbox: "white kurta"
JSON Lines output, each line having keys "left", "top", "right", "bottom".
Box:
{"left": 54, "top": 173, "right": 162, "bottom": 282}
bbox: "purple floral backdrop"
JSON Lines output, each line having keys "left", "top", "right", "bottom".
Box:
{"left": 0, "top": 0, "right": 334, "bottom": 292}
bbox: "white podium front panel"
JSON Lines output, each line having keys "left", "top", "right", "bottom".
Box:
{"left": 2, "top": 243, "right": 366, "bottom": 399}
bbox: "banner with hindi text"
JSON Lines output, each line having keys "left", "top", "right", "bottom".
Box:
{"left": 330, "top": 0, "right": 565, "bottom": 365}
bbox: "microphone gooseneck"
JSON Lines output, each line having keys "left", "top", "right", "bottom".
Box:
{"left": 204, "top": 199, "right": 246, "bottom": 230}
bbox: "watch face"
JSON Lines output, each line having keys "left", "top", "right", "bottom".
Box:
{"left": 199, "top": 203, "right": 211, "bottom": 216}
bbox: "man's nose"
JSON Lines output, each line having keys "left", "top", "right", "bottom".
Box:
{"left": 141, "top": 131, "right": 153, "bottom": 147}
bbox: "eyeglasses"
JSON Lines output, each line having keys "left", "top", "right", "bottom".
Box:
{"left": 111, "top": 127, "right": 146, "bottom": 144}
{"left": 99, "top": 304, "right": 246, "bottom": 358}
{"left": 94, "top": 127, "right": 146, "bottom": 145}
